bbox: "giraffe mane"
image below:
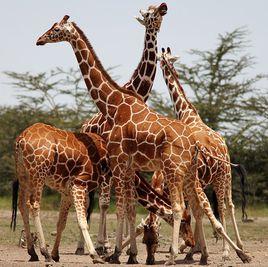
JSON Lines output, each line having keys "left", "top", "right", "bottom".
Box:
{"left": 163, "top": 57, "right": 199, "bottom": 115}
{"left": 72, "top": 23, "right": 143, "bottom": 101}
{"left": 72, "top": 23, "right": 120, "bottom": 89}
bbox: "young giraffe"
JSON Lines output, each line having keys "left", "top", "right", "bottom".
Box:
{"left": 155, "top": 47, "right": 246, "bottom": 262}
{"left": 11, "top": 123, "right": 110, "bottom": 263}
{"left": 36, "top": 16, "right": 251, "bottom": 265}
{"left": 78, "top": 3, "right": 168, "bottom": 254}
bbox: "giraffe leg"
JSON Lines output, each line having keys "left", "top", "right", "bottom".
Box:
{"left": 194, "top": 179, "right": 251, "bottom": 263}
{"left": 75, "top": 196, "right": 89, "bottom": 255}
{"left": 190, "top": 199, "right": 209, "bottom": 265}
{"left": 28, "top": 183, "right": 52, "bottom": 262}
{"left": 72, "top": 186, "right": 104, "bottom": 264}
{"left": 96, "top": 179, "right": 111, "bottom": 255}
{"left": 215, "top": 186, "right": 230, "bottom": 261}
{"left": 184, "top": 213, "right": 201, "bottom": 262}
{"left": 125, "top": 174, "right": 139, "bottom": 264}
{"left": 51, "top": 194, "right": 72, "bottom": 262}
{"left": 226, "top": 185, "right": 244, "bottom": 250}
{"left": 18, "top": 188, "right": 39, "bottom": 261}
{"left": 106, "top": 175, "right": 126, "bottom": 264}
{"left": 164, "top": 170, "right": 185, "bottom": 266}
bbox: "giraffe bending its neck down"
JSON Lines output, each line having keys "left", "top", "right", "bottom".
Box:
{"left": 157, "top": 47, "right": 247, "bottom": 263}
{"left": 11, "top": 123, "right": 110, "bottom": 264}
{"left": 36, "top": 16, "right": 250, "bottom": 265}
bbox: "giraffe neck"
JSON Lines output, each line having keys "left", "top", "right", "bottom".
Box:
{"left": 124, "top": 29, "right": 158, "bottom": 102}
{"left": 162, "top": 63, "right": 202, "bottom": 125}
{"left": 70, "top": 24, "right": 124, "bottom": 124}
{"left": 134, "top": 173, "right": 173, "bottom": 225}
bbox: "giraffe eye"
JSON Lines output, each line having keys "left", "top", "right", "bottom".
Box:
{"left": 54, "top": 28, "right": 60, "bottom": 32}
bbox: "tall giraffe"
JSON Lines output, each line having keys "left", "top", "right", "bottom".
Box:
{"left": 36, "top": 16, "right": 251, "bottom": 265}
{"left": 81, "top": 3, "right": 167, "bottom": 137}
{"left": 11, "top": 123, "right": 110, "bottom": 263}
{"left": 154, "top": 47, "right": 246, "bottom": 262}
{"left": 79, "top": 3, "right": 168, "bottom": 254}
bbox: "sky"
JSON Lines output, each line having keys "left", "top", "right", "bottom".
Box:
{"left": 0, "top": 0, "right": 267, "bottom": 106}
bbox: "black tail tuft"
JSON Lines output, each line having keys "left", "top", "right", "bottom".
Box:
{"left": 86, "top": 191, "right": 95, "bottom": 223}
{"left": 233, "top": 164, "right": 248, "bottom": 221}
{"left": 10, "top": 180, "right": 19, "bottom": 231}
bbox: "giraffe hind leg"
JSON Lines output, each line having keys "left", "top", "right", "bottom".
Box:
{"left": 29, "top": 184, "right": 52, "bottom": 262}
{"left": 194, "top": 180, "right": 251, "bottom": 263}
{"left": 18, "top": 188, "right": 39, "bottom": 261}
{"left": 72, "top": 186, "right": 104, "bottom": 264}
{"left": 51, "top": 194, "right": 72, "bottom": 262}
{"left": 226, "top": 185, "right": 244, "bottom": 250}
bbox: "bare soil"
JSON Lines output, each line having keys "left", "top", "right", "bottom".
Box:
{"left": 1, "top": 211, "right": 268, "bottom": 266}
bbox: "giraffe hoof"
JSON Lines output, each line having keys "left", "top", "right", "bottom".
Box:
{"left": 96, "top": 246, "right": 108, "bottom": 256}
{"left": 75, "top": 247, "right": 85, "bottom": 255}
{"left": 51, "top": 254, "right": 60, "bottom": 262}
{"left": 236, "top": 250, "right": 251, "bottom": 263}
{"left": 29, "top": 255, "right": 39, "bottom": 262}
{"left": 146, "top": 256, "right": 155, "bottom": 265}
{"left": 199, "top": 255, "right": 208, "bottom": 265}
{"left": 92, "top": 256, "right": 105, "bottom": 264}
{"left": 184, "top": 253, "right": 194, "bottom": 262}
{"left": 104, "top": 253, "right": 121, "bottom": 264}
{"left": 126, "top": 247, "right": 131, "bottom": 255}
{"left": 127, "top": 253, "right": 138, "bottom": 264}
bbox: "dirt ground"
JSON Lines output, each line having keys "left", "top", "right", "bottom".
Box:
{"left": 1, "top": 211, "right": 268, "bottom": 266}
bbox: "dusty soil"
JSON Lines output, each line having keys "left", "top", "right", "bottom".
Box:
{"left": 1, "top": 211, "right": 268, "bottom": 266}
{"left": 0, "top": 236, "right": 267, "bottom": 266}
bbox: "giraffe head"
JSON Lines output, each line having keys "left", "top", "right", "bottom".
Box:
{"left": 160, "top": 47, "right": 179, "bottom": 69}
{"left": 135, "top": 3, "right": 167, "bottom": 32}
{"left": 142, "top": 214, "right": 160, "bottom": 265}
{"left": 36, "top": 15, "right": 76, "bottom": 45}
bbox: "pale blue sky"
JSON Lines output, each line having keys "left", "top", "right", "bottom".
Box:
{"left": 0, "top": 0, "right": 267, "bottom": 106}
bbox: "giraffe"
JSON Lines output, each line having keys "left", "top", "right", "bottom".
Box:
{"left": 151, "top": 47, "right": 246, "bottom": 262}
{"left": 78, "top": 2, "right": 168, "bottom": 254}
{"left": 11, "top": 122, "right": 194, "bottom": 263}
{"left": 11, "top": 123, "right": 110, "bottom": 263}
{"left": 36, "top": 15, "right": 251, "bottom": 265}
{"left": 81, "top": 2, "right": 168, "bottom": 138}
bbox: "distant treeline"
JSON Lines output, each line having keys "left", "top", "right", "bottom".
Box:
{"left": 0, "top": 28, "right": 267, "bottom": 204}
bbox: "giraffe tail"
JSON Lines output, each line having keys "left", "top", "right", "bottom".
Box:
{"left": 86, "top": 191, "right": 95, "bottom": 224}
{"left": 10, "top": 179, "right": 19, "bottom": 231}
{"left": 232, "top": 164, "right": 248, "bottom": 222}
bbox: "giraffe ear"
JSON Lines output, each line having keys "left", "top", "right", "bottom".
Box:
{"left": 60, "top": 15, "right": 70, "bottom": 25}
{"left": 135, "top": 16, "right": 145, "bottom": 26}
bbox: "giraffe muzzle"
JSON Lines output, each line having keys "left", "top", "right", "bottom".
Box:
{"left": 36, "top": 37, "right": 46, "bottom": 46}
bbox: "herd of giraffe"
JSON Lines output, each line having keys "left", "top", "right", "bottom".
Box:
{"left": 10, "top": 3, "right": 252, "bottom": 265}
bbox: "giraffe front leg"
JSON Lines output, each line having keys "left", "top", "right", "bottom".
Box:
{"left": 125, "top": 174, "right": 139, "bottom": 264}
{"left": 105, "top": 172, "right": 125, "bottom": 264}
{"left": 72, "top": 186, "right": 104, "bottom": 264}
{"left": 51, "top": 194, "right": 72, "bottom": 262}
{"left": 96, "top": 176, "right": 112, "bottom": 255}
{"left": 165, "top": 175, "right": 185, "bottom": 266}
